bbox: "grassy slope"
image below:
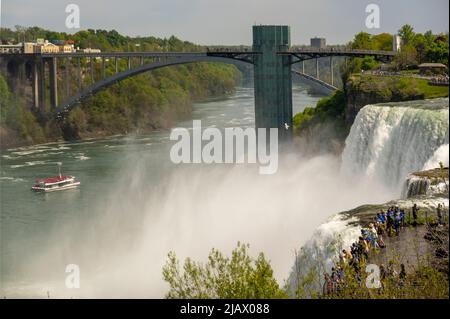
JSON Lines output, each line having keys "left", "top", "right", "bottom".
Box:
{"left": 350, "top": 74, "right": 449, "bottom": 99}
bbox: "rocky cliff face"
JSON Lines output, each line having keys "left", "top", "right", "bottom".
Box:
{"left": 344, "top": 74, "right": 424, "bottom": 126}
{"left": 293, "top": 119, "right": 346, "bottom": 156}
{"left": 402, "top": 168, "right": 449, "bottom": 198}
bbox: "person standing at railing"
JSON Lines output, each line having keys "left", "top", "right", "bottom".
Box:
{"left": 412, "top": 204, "right": 419, "bottom": 226}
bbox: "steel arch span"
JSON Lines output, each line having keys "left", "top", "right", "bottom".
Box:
{"left": 54, "top": 55, "right": 250, "bottom": 119}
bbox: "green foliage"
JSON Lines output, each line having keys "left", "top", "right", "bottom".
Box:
{"left": 162, "top": 242, "right": 288, "bottom": 299}
{"left": 293, "top": 107, "right": 315, "bottom": 131}
{"left": 348, "top": 74, "right": 448, "bottom": 100}
{"left": 398, "top": 24, "right": 415, "bottom": 46}
{"left": 162, "top": 237, "right": 448, "bottom": 299}
{"left": 342, "top": 32, "right": 393, "bottom": 78}
{"left": 393, "top": 45, "right": 418, "bottom": 69}
{"left": 351, "top": 32, "right": 393, "bottom": 51}
{"left": 372, "top": 33, "right": 394, "bottom": 51}
{"left": 293, "top": 89, "right": 346, "bottom": 133}
{"left": 67, "top": 107, "right": 87, "bottom": 132}
{"left": 324, "top": 253, "right": 448, "bottom": 299}
{"left": 345, "top": 25, "right": 449, "bottom": 75}
{"left": 1, "top": 26, "right": 204, "bottom": 53}
{"left": 17, "top": 108, "right": 46, "bottom": 143}
{"left": 426, "top": 40, "right": 449, "bottom": 65}
{"left": 315, "top": 89, "right": 346, "bottom": 117}
{"left": 76, "top": 63, "right": 240, "bottom": 135}
{"left": 351, "top": 32, "right": 373, "bottom": 50}
{"left": 0, "top": 74, "right": 10, "bottom": 111}
{"left": 394, "top": 24, "right": 449, "bottom": 67}
{"left": 360, "top": 56, "right": 378, "bottom": 71}
{"left": 0, "top": 74, "right": 46, "bottom": 144}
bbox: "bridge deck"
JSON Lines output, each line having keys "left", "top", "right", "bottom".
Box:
{"left": 0, "top": 49, "right": 395, "bottom": 59}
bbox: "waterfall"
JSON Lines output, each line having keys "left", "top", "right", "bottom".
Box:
{"left": 288, "top": 215, "right": 361, "bottom": 296}
{"left": 341, "top": 98, "right": 449, "bottom": 192}
{"left": 423, "top": 144, "right": 449, "bottom": 170}
{"left": 402, "top": 175, "right": 431, "bottom": 198}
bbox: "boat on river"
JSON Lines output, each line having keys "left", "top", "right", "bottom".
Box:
{"left": 31, "top": 164, "right": 80, "bottom": 192}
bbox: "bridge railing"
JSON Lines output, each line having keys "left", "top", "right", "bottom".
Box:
{"left": 0, "top": 48, "right": 397, "bottom": 58}
{"left": 286, "top": 48, "right": 396, "bottom": 56}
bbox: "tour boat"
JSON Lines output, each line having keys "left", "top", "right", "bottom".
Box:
{"left": 31, "top": 165, "right": 80, "bottom": 192}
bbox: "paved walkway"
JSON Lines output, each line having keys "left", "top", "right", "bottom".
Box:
{"left": 369, "top": 226, "right": 433, "bottom": 273}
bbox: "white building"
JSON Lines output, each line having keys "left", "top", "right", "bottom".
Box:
{"left": 393, "top": 35, "right": 401, "bottom": 52}
{"left": 0, "top": 44, "right": 23, "bottom": 54}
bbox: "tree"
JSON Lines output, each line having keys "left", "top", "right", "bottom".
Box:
{"left": 424, "top": 30, "right": 435, "bottom": 46}
{"left": 372, "top": 33, "right": 394, "bottom": 51}
{"left": 393, "top": 45, "right": 418, "bottom": 70}
{"left": 361, "top": 56, "right": 378, "bottom": 71}
{"left": 426, "top": 41, "right": 449, "bottom": 66}
{"left": 162, "top": 242, "right": 288, "bottom": 299}
{"left": 398, "top": 24, "right": 415, "bottom": 46}
{"left": 413, "top": 33, "right": 428, "bottom": 63}
{"left": 351, "top": 32, "right": 373, "bottom": 50}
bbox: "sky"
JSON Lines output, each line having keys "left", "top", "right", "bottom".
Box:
{"left": 1, "top": 0, "right": 449, "bottom": 45}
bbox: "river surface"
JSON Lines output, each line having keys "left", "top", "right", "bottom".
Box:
{"left": 1, "top": 85, "right": 333, "bottom": 298}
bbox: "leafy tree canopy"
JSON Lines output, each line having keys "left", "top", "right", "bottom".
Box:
{"left": 162, "top": 242, "right": 288, "bottom": 299}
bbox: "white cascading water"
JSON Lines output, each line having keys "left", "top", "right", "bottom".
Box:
{"left": 402, "top": 143, "right": 450, "bottom": 198}
{"left": 341, "top": 98, "right": 449, "bottom": 193}
{"left": 288, "top": 215, "right": 361, "bottom": 295}
{"left": 423, "top": 144, "right": 449, "bottom": 170}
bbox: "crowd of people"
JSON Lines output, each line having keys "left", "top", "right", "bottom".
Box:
{"left": 368, "top": 70, "right": 405, "bottom": 76}
{"left": 322, "top": 203, "right": 446, "bottom": 296}
{"left": 429, "top": 75, "right": 449, "bottom": 85}
{"left": 367, "top": 70, "right": 449, "bottom": 86}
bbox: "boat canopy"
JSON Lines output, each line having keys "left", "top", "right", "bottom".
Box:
{"left": 35, "top": 176, "right": 74, "bottom": 184}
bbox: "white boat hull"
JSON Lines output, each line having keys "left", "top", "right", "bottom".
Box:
{"left": 32, "top": 182, "right": 81, "bottom": 193}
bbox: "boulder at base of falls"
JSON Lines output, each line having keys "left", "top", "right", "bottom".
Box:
{"left": 402, "top": 167, "right": 449, "bottom": 199}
